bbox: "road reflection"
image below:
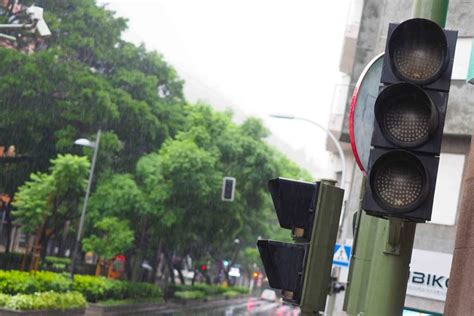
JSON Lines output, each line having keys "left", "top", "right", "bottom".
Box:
{"left": 170, "top": 297, "right": 300, "bottom": 316}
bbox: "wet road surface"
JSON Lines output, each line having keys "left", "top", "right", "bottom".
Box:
{"left": 159, "top": 297, "right": 300, "bottom": 315}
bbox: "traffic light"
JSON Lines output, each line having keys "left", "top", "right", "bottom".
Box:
{"left": 221, "top": 176, "right": 236, "bottom": 201}
{"left": 257, "top": 178, "right": 344, "bottom": 314}
{"left": 362, "top": 18, "right": 457, "bottom": 222}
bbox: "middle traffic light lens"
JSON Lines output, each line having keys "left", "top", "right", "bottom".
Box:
{"left": 375, "top": 83, "right": 438, "bottom": 147}
{"left": 370, "top": 150, "right": 428, "bottom": 212}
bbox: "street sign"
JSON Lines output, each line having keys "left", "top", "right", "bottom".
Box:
{"left": 349, "top": 53, "right": 384, "bottom": 174}
{"left": 333, "top": 244, "right": 352, "bottom": 268}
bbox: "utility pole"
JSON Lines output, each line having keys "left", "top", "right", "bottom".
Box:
{"left": 344, "top": 1, "right": 450, "bottom": 315}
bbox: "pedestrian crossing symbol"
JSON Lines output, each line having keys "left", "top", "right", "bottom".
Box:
{"left": 333, "top": 244, "right": 352, "bottom": 267}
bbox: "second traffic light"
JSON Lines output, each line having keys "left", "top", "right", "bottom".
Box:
{"left": 362, "top": 18, "right": 457, "bottom": 222}
{"left": 257, "top": 177, "right": 344, "bottom": 314}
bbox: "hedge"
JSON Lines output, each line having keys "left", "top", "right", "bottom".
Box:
{"left": 0, "top": 271, "right": 162, "bottom": 303}
{"left": 73, "top": 275, "right": 162, "bottom": 302}
{"left": 169, "top": 284, "right": 248, "bottom": 300}
{"left": 0, "top": 291, "right": 86, "bottom": 311}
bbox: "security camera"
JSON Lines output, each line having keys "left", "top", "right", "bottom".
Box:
{"left": 26, "top": 5, "right": 51, "bottom": 37}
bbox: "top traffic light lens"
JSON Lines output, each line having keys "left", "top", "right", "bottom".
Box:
{"left": 388, "top": 18, "right": 448, "bottom": 84}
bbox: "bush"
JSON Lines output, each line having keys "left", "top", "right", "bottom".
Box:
{"left": 169, "top": 283, "right": 247, "bottom": 300}
{"left": 174, "top": 290, "right": 206, "bottom": 300}
{"left": 72, "top": 275, "right": 162, "bottom": 302}
{"left": 125, "top": 282, "right": 162, "bottom": 299}
{"left": 223, "top": 290, "right": 240, "bottom": 298}
{"left": 72, "top": 275, "right": 111, "bottom": 302}
{"left": 0, "top": 270, "right": 163, "bottom": 303}
{"left": 0, "top": 270, "right": 71, "bottom": 295}
{"left": 41, "top": 257, "right": 71, "bottom": 271}
{"left": 0, "top": 291, "right": 86, "bottom": 311}
{"left": 231, "top": 286, "right": 249, "bottom": 294}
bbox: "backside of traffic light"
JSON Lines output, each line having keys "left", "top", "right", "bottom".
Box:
{"left": 257, "top": 177, "right": 344, "bottom": 315}
{"left": 362, "top": 18, "right": 457, "bottom": 222}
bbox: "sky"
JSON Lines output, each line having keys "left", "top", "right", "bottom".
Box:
{"left": 97, "top": 0, "right": 351, "bottom": 178}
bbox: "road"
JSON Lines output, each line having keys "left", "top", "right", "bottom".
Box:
{"left": 159, "top": 297, "right": 300, "bottom": 316}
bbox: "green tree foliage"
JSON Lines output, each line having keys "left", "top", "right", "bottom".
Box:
{"left": 82, "top": 217, "right": 134, "bottom": 260}
{"left": 4, "top": 0, "right": 312, "bottom": 284}
{"left": 12, "top": 154, "right": 89, "bottom": 257}
{"left": 0, "top": 0, "right": 186, "bottom": 195}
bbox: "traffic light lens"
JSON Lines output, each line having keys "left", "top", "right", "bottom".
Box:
{"left": 375, "top": 83, "right": 438, "bottom": 147}
{"left": 389, "top": 18, "right": 448, "bottom": 84}
{"left": 385, "top": 99, "right": 430, "bottom": 143}
{"left": 393, "top": 44, "right": 444, "bottom": 82}
{"left": 370, "top": 151, "right": 428, "bottom": 212}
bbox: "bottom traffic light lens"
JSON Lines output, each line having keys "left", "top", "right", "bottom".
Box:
{"left": 370, "top": 150, "right": 428, "bottom": 212}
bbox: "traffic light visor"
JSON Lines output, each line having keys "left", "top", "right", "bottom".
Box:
{"left": 369, "top": 150, "right": 429, "bottom": 213}
{"left": 374, "top": 83, "right": 438, "bottom": 147}
{"left": 268, "top": 178, "right": 319, "bottom": 239}
{"left": 257, "top": 240, "right": 306, "bottom": 300}
{"left": 388, "top": 18, "right": 448, "bottom": 84}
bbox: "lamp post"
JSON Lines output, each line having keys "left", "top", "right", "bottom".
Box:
{"left": 269, "top": 114, "right": 346, "bottom": 189}
{"left": 70, "top": 130, "right": 101, "bottom": 279}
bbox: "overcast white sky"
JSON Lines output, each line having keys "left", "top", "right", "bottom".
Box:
{"left": 98, "top": 0, "right": 351, "bottom": 177}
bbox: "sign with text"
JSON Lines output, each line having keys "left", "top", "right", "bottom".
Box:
{"left": 407, "top": 249, "right": 452, "bottom": 301}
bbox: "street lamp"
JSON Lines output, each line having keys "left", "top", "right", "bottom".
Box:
{"left": 70, "top": 130, "right": 101, "bottom": 279}
{"left": 269, "top": 114, "right": 346, "bottom": 190}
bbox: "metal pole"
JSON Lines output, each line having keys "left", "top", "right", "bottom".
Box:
{"left": 70, "top": 130, "right": 101, "bottom": 279}
{"left": 269, "top": 115, "right": 347, "bottom": 190}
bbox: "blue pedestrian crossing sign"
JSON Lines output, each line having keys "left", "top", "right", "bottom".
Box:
{"left": 333, "top": 244, "right": 352, "bottom": 267}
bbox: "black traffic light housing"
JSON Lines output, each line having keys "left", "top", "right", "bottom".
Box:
{"left": 257, "top": 178, "right": 344, "bottom": 313}
{"left": 362, "top": 18, "right": 457, "bottom": 222}
{"left": 221, "top": 177, "right": 236, "bottom": 201}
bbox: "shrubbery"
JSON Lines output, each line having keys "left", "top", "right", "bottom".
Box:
{"left": 0, "top": 270, "right": 162, "bottom": 303}
{"left": 0, "top": 291, "right": 86, "bottom": 311}
{"left": 0, "top": 271, "right": 71, "bottom": 295}
{"left": 170, "top": 284, "right": 247, "bottom": 301}
{"left": 73, "top": 275, "right": 162, "bottom": 302}
{"left": 174, "top": 290, "right": 206, "bottom": 300}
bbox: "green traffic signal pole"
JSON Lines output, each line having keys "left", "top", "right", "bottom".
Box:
{"left": 344, "top": 1, "right": 449, "bottom": 315}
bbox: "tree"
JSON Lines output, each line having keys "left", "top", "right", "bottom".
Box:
{"left": 12, "top": 154, "right": 90, "bottom": 258}
{"left": 82, "top": 216, "right": 134, "bottom": 262}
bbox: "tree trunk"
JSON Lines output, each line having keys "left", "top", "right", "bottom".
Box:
{"left": 163, "top": 249, "right": 175, "bottom": 285}
{"left": 191, "top": 267, "right": 197, "bottom": 285}
{"left": 4, "top": 221, "right": 12, "bottom": 253}
{"left": 150, "top": 241, "right": 162, "bottom": 284}
{"left": 176, "top": 266, "right": 185, "bottom": 285}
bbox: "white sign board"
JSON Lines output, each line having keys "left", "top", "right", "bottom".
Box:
{"left": 407, "top": 249, "right": 452, "bottom": 301}
{"left": 430, "top": 153, "right": 465, "bottom": 225}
